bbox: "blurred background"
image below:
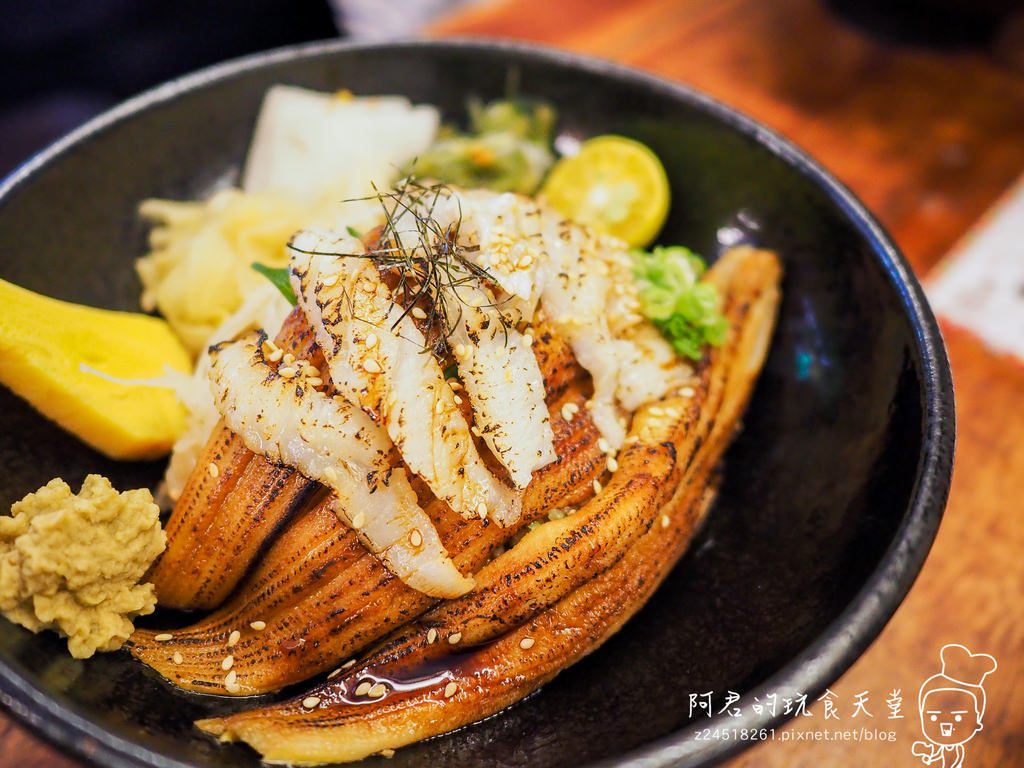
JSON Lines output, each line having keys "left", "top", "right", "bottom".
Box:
{"left": 2, "top": 0, "right": 1022, "bottom": 178}
{"left": 1, "top": 0, "right": 1022, "bottom": 766}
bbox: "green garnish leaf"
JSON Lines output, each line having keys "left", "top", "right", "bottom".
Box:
{"left": 631, "top": 246, "right": 727, "bottom": 361}
{"left": 251, "top": 263, "right": 297, "bottom": 306}
{"left": 346, "top": 225, "right": 362, "bottom": 238}
{"left": 443, "top": 363, "right": 459, "bottom": 380}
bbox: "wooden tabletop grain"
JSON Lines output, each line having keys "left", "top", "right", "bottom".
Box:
{"left": 3, "top": 1, "right": 1023, "bottom": 766}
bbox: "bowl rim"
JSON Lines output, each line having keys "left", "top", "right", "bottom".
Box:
{"left": 0, "top": 36, "right": 954, "bottom": 768}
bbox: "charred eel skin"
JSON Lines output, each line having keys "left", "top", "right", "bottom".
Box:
{"left": 131, "top": 325, "right": 608, "bottom": 693}
{"left": 197, "top": 246, "right": 782, "bottom": 762}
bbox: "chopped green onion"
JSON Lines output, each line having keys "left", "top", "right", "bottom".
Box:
{"left": 631, "top": 246, "right": 727, "bottom": 361}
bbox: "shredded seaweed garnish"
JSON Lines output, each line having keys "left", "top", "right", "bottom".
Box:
{"left": 287, "top": 179, "right": 511, "bottom": 353}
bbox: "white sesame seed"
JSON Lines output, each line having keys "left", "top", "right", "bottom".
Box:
{"left": 363, "top": 358, "right": 382, "bottom": 374}
{"left": 584, "top": 399, "right": 594, "bottom": 411}
{"left": 454, "top": 343, "right": 468, "bottom": 358}
{"left": 224, "top": 670, "right": 238, "bottom": 691}
{"left": 444, "top": 682, "right": 458, "bottom": 698}
{"left": 364, "top": 332, "right": 379, "bottom": 349}
{"left": 561, "top": 403, "right": 575, "bottom": 421}
{"left": 607, "top": 457, "right": 619, "bottom": 473}
{"left": 221, "top": 655, "right": 234, "bottom": 671}
{"left": 522, "top": 333, "right": 534, "bottom": 346}
{"left": 427, "top": 628, "right": 438, "bottom": 644}
{"left": 434, "top": 400, "right": 445, "bottom": 414}
{"left": 597, "top": 438, "right": 611, "bottom": 454}
{"left": 342, "top": 658, "right": 356, "bottom": 669}
{"left": 681, "top": 386, "right": 696, "bottom": 398}
{"left": 306, "top": 376, "right": 324, "bottom": 388}
{"left": 172, "top": 651, "right": 183, "bottom": 665}
{"left": 409, "top": 529, "right": 423, "bottom": 548}
{"left": 519, "top": 637, "right": 535, "bottom": 650}
{"left": 368, "top": 682, "right": 387, "bottom": 698}
{"left": 379, "top": 749, "right": 395, "bottom": 758}
{"left": 661, "top": 515, "right": 670, "bottom": 528}
{"left": 278, "top": 366, "right": 297, "bottom": 379}
{"left": 448, "top": 632, "right": 463, "bottom": 645}
{"left": 649, "top": 406, "right": 665, "bottom": 416}
{"left": 453, "top": 395, "right": 463, "bottom": 405}
{"left": 266, "top": 348, "right": 284, "bottom": 363}
{"left": 517, "top": 253, "right": 535, "bottom": 268}
{"left": 283, "top": 353, "right": 296, "bottom": 366}
{"left": 207, "top": 462, "right": 219, "bottom": 479}
{"left": 593, "top": 479, "right": 603, "bottom": 494}
{"left": 351, "top": 512, "right": 367, "bottom": 529}
{"left": 250, "top": 620, "right": 266, "bottom": 631}
{"left": 411, "top": 307, "right": 427, "bottom": 320}
{"left": 327, "top": 667, "right": 342, "bottom": 679}
{"left": 355, "top": 681, "right": 372, "bottom": 696}
{"left": 302, "top": 696, "right": 321, "bottom": 709}
{"left": 320, "top": 273, "right": 338, "bottom": 288}
{"left": 227, "top": 630, "right": 241, "bottom": 647}
{"left": 154, "top": 633, "right": 173, "bottom": 642}
{"left": 476, "top": 502, "right": 488, "bottom": 519}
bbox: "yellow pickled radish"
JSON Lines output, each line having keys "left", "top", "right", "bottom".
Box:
{"left": 0, "top": 278, "right": 190, "bottom": 460}
{"left": 540, "top": 135, "right": 671, "bottom": 247}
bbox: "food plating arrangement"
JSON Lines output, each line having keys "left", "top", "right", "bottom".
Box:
{"left": 0, "top": 85, "right": 781, "bottom": 764}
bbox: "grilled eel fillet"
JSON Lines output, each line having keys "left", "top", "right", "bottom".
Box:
{"left": 131, "top": 320, "right": 610, "bottom": 693}
{"left": 197, "top": 246, "right": 781, "bottom": 763}
{"left": 148, "top": 307, "right": 321, "bottom": 610}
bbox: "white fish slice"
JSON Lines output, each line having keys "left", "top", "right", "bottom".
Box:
{"left": 290, "top": 231, "right": 522, "bottom": 527}
{"left": 207, "top": 333, "right": 473, "bottom": 598}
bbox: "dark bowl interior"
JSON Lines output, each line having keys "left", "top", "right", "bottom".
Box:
{"left": 0, "top": 40, "right": 952, "bottom": 768}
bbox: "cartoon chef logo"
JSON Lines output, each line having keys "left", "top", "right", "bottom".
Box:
{"left": 911, "top": 643, "right": 997, "bottom": 768}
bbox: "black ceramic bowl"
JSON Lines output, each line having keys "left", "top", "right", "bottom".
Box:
{"left": 0, "top": 39, "right": 953, "bottom": 768}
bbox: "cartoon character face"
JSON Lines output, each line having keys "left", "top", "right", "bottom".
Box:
{"left": 920, "top": 688, "right": 983, "bottom": 746}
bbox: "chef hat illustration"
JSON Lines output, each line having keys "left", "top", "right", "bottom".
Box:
{"left": 918, "top": 644, "right": 998, "bottom": 718}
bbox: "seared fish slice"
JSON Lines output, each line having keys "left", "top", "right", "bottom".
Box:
{"left": 290, "top": 232, "right": 522, "bottom": 525}
{"left": 446, "top": 280, "right": 555, "bottom": 488}
{"left": 208, "top": 332, "right": 472, "bottom": 599}
{"left": 148, "top": 307, "right": 318, "bottom": 610}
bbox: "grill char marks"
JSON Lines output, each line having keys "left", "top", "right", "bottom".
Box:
{"left": 130, "top": 323, "right": 605, "bottom": 694}
{"left": 149, "top": 307, "right": 321, "bottom": 610}
{"left": 196, "top": 247, "right": 783, "bottom": 762}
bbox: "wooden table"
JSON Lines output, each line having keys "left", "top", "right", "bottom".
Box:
{"left": 2, "top": 1, "right": 1023, "bottom": 765}
{"left": 431, "top": 1, "right": 1024, "bottom": 766}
